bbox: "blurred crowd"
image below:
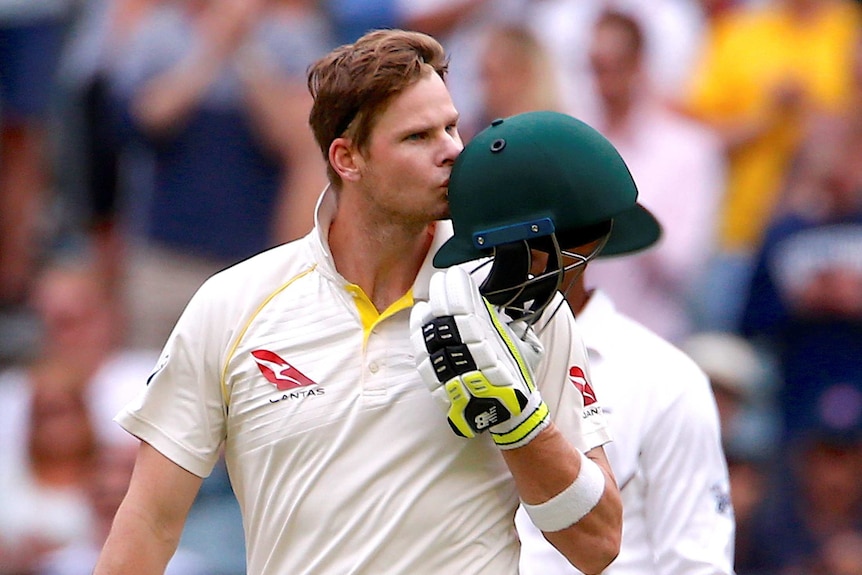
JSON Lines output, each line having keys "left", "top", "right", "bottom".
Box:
{"left": 0, "top": 0, "right": 861, "bottom": 574}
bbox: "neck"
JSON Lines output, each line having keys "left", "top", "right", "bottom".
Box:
{"left": 329, "top": 204, "right": 435, "bottom": 312}
{"left": 602, "top": 98, "right": 633, "bottom": 136}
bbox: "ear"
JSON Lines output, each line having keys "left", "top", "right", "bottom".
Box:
{"left": 329, "top": 137, "right": 363, "bottom": 182}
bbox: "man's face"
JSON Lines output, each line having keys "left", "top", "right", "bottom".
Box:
{"left": 589, "top": 24, "right": 641, "bottom": 107}
{"left": 355, "top": 72, "right": 463, "bottom": 226}
{"left": 479, "top": 35, "right": 532, "bottom": 118}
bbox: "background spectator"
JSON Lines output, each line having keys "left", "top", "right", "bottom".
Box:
{"left": 0, "top": 255, "right": 109, "bottom": 574}
{"left": 51, "top": 0, "right": 158, "bottom": 301}
{"left": 0, "top": 0, "right": 76, "bottom": 365}
{"left": 469, "top": 22, "right": 563, "bottom": 140}
{"left": 38, "top": 441, "right": 212, "bottom": 575}
{"left": 106, "top": 0, "right": 333, "bottom": 349}
{"left": 0, "top": 366, "right": 96, "bottom": 575}
{"left": 579, "top": 9, "right": 725, "bottom": 343}
{"left": 323, "top": 0, "right": 401, "bottom": 44}
{"left": 683, "top": 0, "right": 862, "bottom": 331}
{"left": 524, "top": 0, "right": 706, "bottom": 120}
{"left": 741, "top": 385, "right": 862, "bottom": 573}
{"left": 739, "top": 32, "right": 862, "bottom": 444}
{"left": 814, "top": 529, "right": 862, "bottom": 575}
{"left": 0, "top": 254, "right": 243, "bottom": 574}
{"left": 398, "top": 0, "right": 532, "bottom": 136}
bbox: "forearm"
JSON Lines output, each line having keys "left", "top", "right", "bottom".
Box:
{"left": 93, "top": 502, "right": 181, "bottom": 575}
{"left": 272, "top": 161, "right": 327, "bottom": 244}
{"left": 94, "top": 442, "right": 204, "bottom": 575}
{"left": 401, "top": 0, "right": 488, "bottom": 36}
{"left": 238, "top": 51, "right": 302, "bottom": 158}
{"left": 131, "top": 0, "right": 258, "bottom": 136}
{"left": 238, "top": 58, "right": 327, "bottom": 242}
{"left": 503, "top": 424, "right": 622, "bottom": 574}
{"left": 131, "top": 46, "right": 226, "bottom": 135}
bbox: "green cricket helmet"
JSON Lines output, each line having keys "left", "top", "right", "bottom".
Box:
{"left": 436, "top": 110, "right": 661, "bottom": 321}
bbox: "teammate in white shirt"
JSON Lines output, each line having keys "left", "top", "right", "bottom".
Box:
{"left": 495, "top": 122, "right": 736, "bottom": 572}
{"left": 93, "top": 31, "right": 624, "bottom": 575}
{"left": 517, "top": 284, "right": 736, "bottom": 574}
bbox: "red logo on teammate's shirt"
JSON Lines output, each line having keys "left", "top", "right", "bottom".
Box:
{"left": 251, "top": 350, "right": 317, "bottom": 390}
{"left": 568, "top": 366, "right": 597, "bottom": 406}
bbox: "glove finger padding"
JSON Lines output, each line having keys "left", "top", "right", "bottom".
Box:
{"left": 410, "top": 267, "right": 551, "bottom": 449}
{"left": 410, "top": 300, "right": 455, "bottom": 414}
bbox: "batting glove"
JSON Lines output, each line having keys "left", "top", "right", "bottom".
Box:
{"left": 410, "top": 267, "right": 550, "bottom": 449}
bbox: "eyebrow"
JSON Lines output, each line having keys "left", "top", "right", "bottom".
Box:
{"left": 401, "top": 111, "right": 460, "bottom": 135}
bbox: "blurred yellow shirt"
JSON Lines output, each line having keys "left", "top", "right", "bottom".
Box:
{"left": 686, "top": 1, "right": 861, "bottom": 251}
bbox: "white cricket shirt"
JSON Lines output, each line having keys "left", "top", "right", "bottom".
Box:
{"left": 116, "top": 189, "right": 611, "bottom": 575}
{"left": 517, "top": 290, "right": 735, "bottom": 575}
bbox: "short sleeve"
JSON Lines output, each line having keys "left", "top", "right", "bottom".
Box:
{"left": 114, "top": 278, "right": 229, "bottom": 478}
{"left": 535, "top": 295, "right": 612, "bottom": 453}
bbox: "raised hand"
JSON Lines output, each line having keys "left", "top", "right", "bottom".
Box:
{"left": 410, "top": 267, "right": 550, "bottom": 449}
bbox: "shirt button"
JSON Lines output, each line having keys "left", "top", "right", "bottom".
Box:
{"left": 369, "top": 362, "right": 379, "bottom": 374}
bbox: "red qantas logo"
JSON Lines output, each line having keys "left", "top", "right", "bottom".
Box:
{"left": 569, "top": 366, "right": 597, "bottom": 406}
{"left": 251, "top": 350, "right": 317, "bottom": 390}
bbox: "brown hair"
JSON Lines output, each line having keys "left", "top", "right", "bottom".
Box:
{"left": 307, "top": 29, "right": 449, "bottom": 186}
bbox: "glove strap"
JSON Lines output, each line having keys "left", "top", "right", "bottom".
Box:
{"left": 490, "top": 393, "right": 550, "bottom": 450}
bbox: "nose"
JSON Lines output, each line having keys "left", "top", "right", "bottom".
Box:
{"left": 443, "top": 130, "right": 464, "bottom": 164}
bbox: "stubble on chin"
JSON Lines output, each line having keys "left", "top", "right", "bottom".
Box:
{"left": 436, "top": 197, "right": 451, "bottom": 221}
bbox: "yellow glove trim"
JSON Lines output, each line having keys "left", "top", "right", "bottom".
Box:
{"left": 491, "top": 401, "right": 550, "bottom": 449}
{"left": 482, "top": 299, "right": 536, "bottom": 393}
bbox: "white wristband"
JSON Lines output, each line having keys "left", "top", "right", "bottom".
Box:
{"left": 521, "top": 450, "right": 606, "bottom": 532}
